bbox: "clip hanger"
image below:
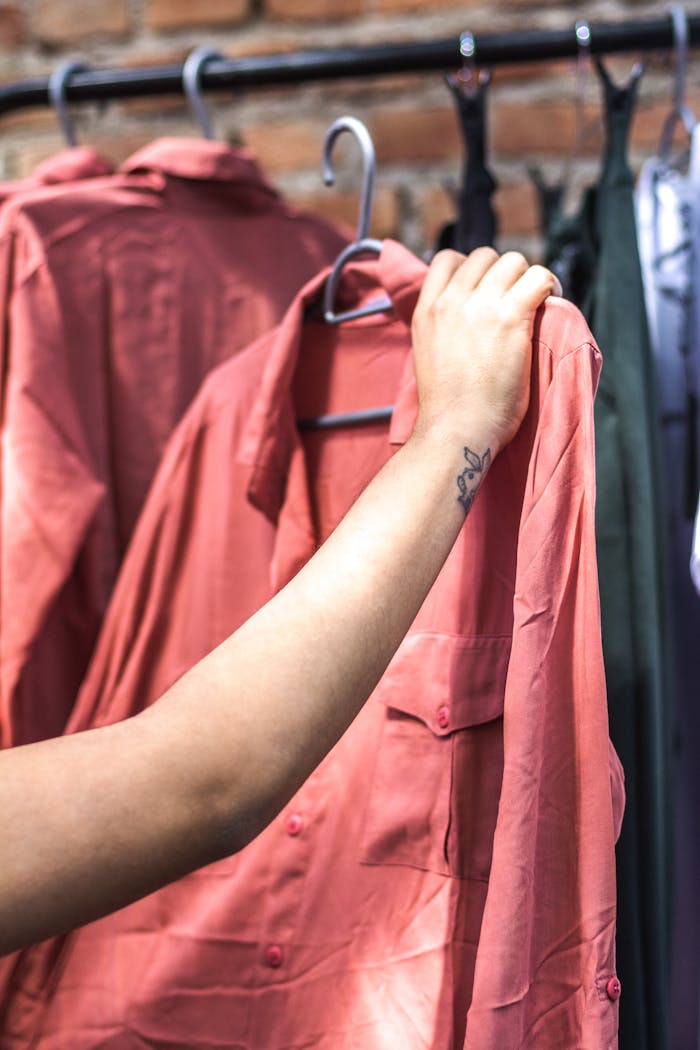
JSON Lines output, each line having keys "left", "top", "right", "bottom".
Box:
{"left": 438, "top": 27, "right": 497, "bottom": 254}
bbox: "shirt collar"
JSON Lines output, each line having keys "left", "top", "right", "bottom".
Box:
{"left": 32, "top": 146, "right": 113, "bottom": 184}
{"left": 240, "top": 239, "right": 426, "bottom": 523}
{"left": 0, "top": 148, "right": 113, "bottom": 203}
{"left": 119, "top": 137, "right": 278, "bottom": 196}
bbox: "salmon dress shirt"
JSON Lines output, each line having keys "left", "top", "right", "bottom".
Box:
{"left": 0, "top": 138, "right": 347, "bottom": 747}
{"left": 0, "top": 242, "right": 623, "bottom": 1050}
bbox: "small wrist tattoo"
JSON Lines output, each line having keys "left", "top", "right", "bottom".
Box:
{"left": 456, "top": 446, "right": 491, "bottom": 516}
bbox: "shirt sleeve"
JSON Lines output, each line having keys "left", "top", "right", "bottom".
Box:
{"left": 464, "top": 339, "right": 621, "bottom": 1050}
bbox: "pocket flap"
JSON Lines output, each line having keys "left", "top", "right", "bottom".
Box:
{"left": 375, "top": 632, "right": 510, "bottom": 736}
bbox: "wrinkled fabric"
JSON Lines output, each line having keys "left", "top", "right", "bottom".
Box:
{"left": 0, "top": 137, "right": 347, "bottom": 748}
{"left": 544, "top": 66, "right": 673, "bottom": 1050}
{"left": 636, "top": 127, "right": 700, "bottom": 1050}
{"left": 0, "top": 241, "right": 622, "bottom": 1050}
{"left": 693, "top": 494, "right": 700, "bottom": 593}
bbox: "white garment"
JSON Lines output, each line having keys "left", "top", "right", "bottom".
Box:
{"left": 692, "top": 492, "right": 700, "bottom": 594}
{"left": 636, "top": 126, "right": 700, "bottom": 540}
{"left": 635, "top": 124, "right": 700, "bottom": 1050}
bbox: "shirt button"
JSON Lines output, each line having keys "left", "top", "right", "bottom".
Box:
{"left": 285, "top": 814, "right": 303, "bottom": 836}
{"left": 264, "top": 944, "right": 284, "bottom": 968}
{"left": 606, "top": 977, "right": 621, "bottom": 1001}
{"left": 436, "top": 705, "right": 450, "bottom": 729}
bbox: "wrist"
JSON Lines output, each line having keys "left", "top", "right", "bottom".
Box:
{"left": 411, "top": 409, "right": 503, "bottom": 462}
{"left": 406, "top": 415, "right": 496, "bottom": 520}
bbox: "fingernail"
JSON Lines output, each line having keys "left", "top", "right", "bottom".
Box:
{"left": 553, "top": 278, "right": 563, "bottom": 298}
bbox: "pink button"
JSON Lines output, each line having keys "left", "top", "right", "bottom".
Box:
{"left": 436, "top": 705, "right": 450, "bottom": 729}
{"left": 606, "top": 977, "right": 621, "bottom": 1001}
{"left": 264, "top": 944, "right": 284, "bottom": 968}
{"left": 285, "top": 814, "right": 303, "bottom": 836}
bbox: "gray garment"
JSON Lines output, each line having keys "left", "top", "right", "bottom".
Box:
{"left": 635, "top": 125, "right": 700, "bottom": 1050}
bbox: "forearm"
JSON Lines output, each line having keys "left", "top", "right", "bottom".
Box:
{"left": 0, "top": 421, "right": 491, "bottom": 955}
{"left": 167, "top": 418, "right": 494, "bottom": 843}
{"left": 0, "top": 245, "right": 556, "bottom": 955}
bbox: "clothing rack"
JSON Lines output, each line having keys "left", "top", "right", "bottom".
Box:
{"left": 1, "top": 13, "right": 699, "bottom": 117}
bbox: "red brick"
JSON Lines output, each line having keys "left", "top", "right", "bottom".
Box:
{"left": 34, "top": 0, "right": 131, "bottom": 44}
{"left": 243, "top": 118, "right": 328, "bottom": 173}
{"left": 491, "top": 58, "right": 574, "bottom": 86}
{"left": 495, "top": 180, "right": 539, "bottom": 237}
{"left": 0, "top": 107, "right": 61, "bottom": 135}
{"left": 145, "top": 0, "right": 250, "bottom": 31}
{"left": 492, "top": 100, "right": 602, "bottom": 157}
{"left": 631, "top": 92, "right": 700, "bottom": 152}
{"left": 417, "top": 184, "right": 456, "bottom": 249}
{"left": 264, "top": 0, "right": 362, "bottom": 21}
{"left": 13, "top": 132, "right": 153, "bottom": 178}
{"left": 228, "top": 36, "right": 298, "bottom": 58}
{"left": 289, "top": 184, "right": 400, "bottom": 239}
{"left": 0, "top": 4, "right": 25, "bottom": 48}
{"left": 366, "top": 0, "right": 476, "bottom": 10}
{"left": 370, "top": 107, "right": 461, "bottom": 165}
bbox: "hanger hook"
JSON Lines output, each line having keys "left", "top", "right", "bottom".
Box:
{"left": 48, "top": 60, "right": 89, "bottom": 148}
{"left": 458, "top": 31, "right": 478, "bottom": 92}
{"left": 659, "top": 4, "right": 695, "bottom": 158}
{"left": 572, "top": 20, "right": 592, "bottom": 156}
{"left": 183, "top": 47, "right": 222, "bottom": 140}
{"left": 322, "top": 116, "right": 377, "bottom": 242}
{"left": 670, "top": 3, "right": 689, "bottom": 114}
{"left": 446, "top": 30, "right": 488, "bottom": 98}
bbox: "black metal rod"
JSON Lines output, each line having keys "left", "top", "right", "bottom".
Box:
{"left": 1, "top": 13, "right": 699, "bottom": 117}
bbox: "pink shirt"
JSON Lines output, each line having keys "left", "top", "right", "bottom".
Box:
{"left": 0, "top": 242, "right": 624, "bottom": 1049}
{"left": 0, "top": 138, "right": 347, "bottom": 747}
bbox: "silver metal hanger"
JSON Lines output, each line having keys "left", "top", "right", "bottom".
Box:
{"left": 299, "top": 116, "right": 394, "bottom": 431}
{"left": 321, "top": 115, "right": 393, "bottom": 325}
{"left": 183, "top": 47, "right": 223, "bottom": 140}
{"left": 658, "top": 4, "right": 696, "bottom": 161}
{"left": 48, "top": 60, "right": 89, "bottom": 148}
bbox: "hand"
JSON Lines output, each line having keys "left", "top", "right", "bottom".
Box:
{"left": 411, "top": 248, "right": 562, "bottom": 455}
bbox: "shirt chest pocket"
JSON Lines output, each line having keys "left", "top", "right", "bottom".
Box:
{"left": 360, "top": 633, "right": 510, "bottom": 881}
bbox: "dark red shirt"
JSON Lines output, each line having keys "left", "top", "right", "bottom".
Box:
{"left": 0, "top": 138, "right": 347, "bottom": 747}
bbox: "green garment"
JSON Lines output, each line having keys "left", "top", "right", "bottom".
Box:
{"left": 542, "top": 63, "right": 673, "bottom": 1050}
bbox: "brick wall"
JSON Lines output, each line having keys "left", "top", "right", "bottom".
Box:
{"left": 0, "top": 0, "right": 698, "bottom": 258}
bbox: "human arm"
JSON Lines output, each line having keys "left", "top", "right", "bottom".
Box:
{"left": 0, "top": 249, "right": 560, "bottom": 955}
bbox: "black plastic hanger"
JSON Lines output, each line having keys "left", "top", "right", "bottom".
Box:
{"left": 436, "top": 32, "right": 497, "bottom": 254}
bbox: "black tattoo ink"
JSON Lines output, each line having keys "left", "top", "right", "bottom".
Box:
{"left": 456, "top": 447, "right": 491, "bottom": 515}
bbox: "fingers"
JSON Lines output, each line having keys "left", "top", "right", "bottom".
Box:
{"left": 472, "top": 251, "right": 529, "bottom": 295}
{"left": 418, "top": 246, "right": 500, "bottom": 310}
{"left": 417, "top": 247, "right": 561, "bottom": 321}
{"left": 416, "top": 250, "right": 466, "bottom": 309}
{"left": 448, "top": 246, "right": 501, "bottom": 292}
{"left": 504, "top": 264, "right": 563, "bottom": 314}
